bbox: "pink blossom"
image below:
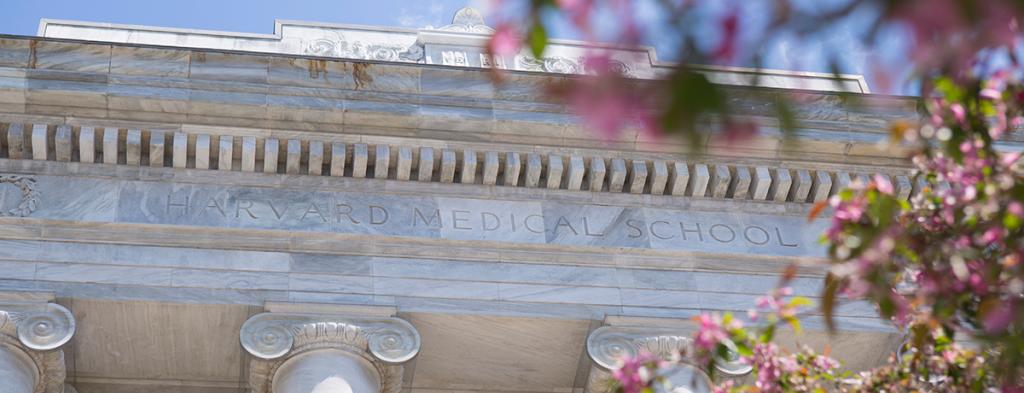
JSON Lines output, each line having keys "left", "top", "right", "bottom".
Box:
{"left": 1009, "top": 201, "right": 1024, "bottom": 217}
{"left": 567, "top": 79, "right": 637, "bottom": 140}
{"left": 833, "top": 201, "right": 865, "bottom": 222}
{"left": 943, "top": 349, "right": 958, "bottom": 363}
{"left": 755, "top": 295, "right": 775, "bottom": 310}
{"left": 488, "top": 23, "right": 521, "bottom": 57}
{"left": 1001, "top": 151, "right": 1021, "bottom": 167}
{"left": 984, "top": 301, "right": 1016, "bottom": 334}
{"left": 612, "top": 353, "right": 655, "bottom": 393}
{"left": 951, "top": 103, "right": 967, "bottom": 123}
{"left": 874, "top": 174, "right": 894, "bottom": 195}
{"left": 981, "top": 88, "right": 1002, "bottom": 100}
{"left": 694, "top": 314, "right": 728, "bottom": 351}
{"left": 750, "top": 343, "right": 784, "bottom": 393}
{"left": 717, "top": 119, "right": 758, "bottom": 145}
{"left": 981, "top": 227, "right": 1005, "bottom": 245}
{"left": 712, "top": 10, "right": 740, "bottom": 63}
{"left": 556, "top": 0, "right": 594, "bottom": 32}
{"left": 712, "top": 380, "right": 734, "bottom": 393}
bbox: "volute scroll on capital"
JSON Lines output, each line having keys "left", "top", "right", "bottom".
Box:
{"left": 240, "top": 312, "right": 420, "bottom": 363}
{"left": 586, "top": 325, "right": 752, "bottom": 377}
{"left": 241, "top": 312, "right": 420, "bottom": 393}
{"left": 0, "top": 302, "right": 77, "bottom": 393}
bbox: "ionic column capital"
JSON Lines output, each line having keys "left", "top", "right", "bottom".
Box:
{"left": 0, "top": 302, "right": 76, "bottom": 393}
{"left": 585, "top": 325, "right": 751, "bottom": 393}
{"left": 587, "top": 326, "right": 693, "bottom": 371}
{"left": 241, "top": 312, "right": 420, "bottom": 393}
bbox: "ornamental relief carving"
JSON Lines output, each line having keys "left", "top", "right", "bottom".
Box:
{"left": 516, "top": 55, "right": 633, "bottom": 76}
{"left": 304, "top": 33, "right": 423, "bottom": 63}
{"left": 0, "top": 175, "right": 40, "bottom": 218}
{"left": 437, "top": 7, "right": 494, "bottom": 34}
{"left": 518, "top": 55, "right": 580, "bottom": 74}
{"left": 241, "top": 313, "right": 420, "bottom": 393}
{"left": 441, "top": 50, "right": 468, "bottom": 66}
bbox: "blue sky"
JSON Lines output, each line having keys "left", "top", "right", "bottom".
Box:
{"left": 2, "top": 0, "right": 913, "bottom": 94}
{"left": 2, "top": 0, "right": 477, "bottom": 37}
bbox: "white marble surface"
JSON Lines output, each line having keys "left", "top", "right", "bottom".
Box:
{"left": 13, "top": 174, "right": 831, "bottom": 258}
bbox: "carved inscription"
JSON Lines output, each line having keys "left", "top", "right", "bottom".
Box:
{"left": 156, "top": 191, "right": 813, "bottom": 253}
{"left": 12, "top": 175, "right": 826, "bottom": 257}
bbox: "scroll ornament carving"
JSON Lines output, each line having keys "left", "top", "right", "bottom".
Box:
{"left": 438, "top": 7, "right": 494, "bottom": 34}
{"left": 241, "top": 313, "right": 420, "bottom": 393}
{"left": 0, "top": 175, "right": 40, "bottom": 217}
{"left": 0, "top": 303, "right": 76, "bottom": 393}
{"left": 517, "top": 55, "right": 634, "bottom": 77}
{"left": 518, "top": 56, "right": 580, "bottom": 74}
{"left": 595, "top": 59, "right": 633, "bottom": 77}
{"left": 305, "top": 34, "right": 424, "bottom": 63}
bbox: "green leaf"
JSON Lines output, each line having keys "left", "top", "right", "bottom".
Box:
{"left": 787, "top": 317, "right": 802, "bottom": 333}
{"left": 878, "top": 296, "right": 894, "bottom": 318}
{"left": 934, "top": 77, "right": 965, "bottom": 102}
{"left": 759, "top": 324, "right": 776, "bottom": 343}
{"left": 789, "top": 296, "right": 813, "bottom": 308}
{"left": 735, "top": 341, "right": 754, "bottom": 357}
{"left": 1005, "top": 213, "right": 1021, "bottom": 230}
{"left": 821, "top": 273, "right": 839, "bottom": 333}
{"left": 528, "top": 23, "right": 548, "bottom": 59}
{"left": 773, "top": 97, "right": 799, "bottom": 135}
{"left": 659, "top": 70, "right": 726, "bottom": 139}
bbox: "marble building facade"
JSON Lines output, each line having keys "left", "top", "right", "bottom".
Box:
{"left": 0, "top": 7, "right": 933, "bottom": 393}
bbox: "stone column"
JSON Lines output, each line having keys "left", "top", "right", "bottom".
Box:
{"left": 272, "top": 349, "right": 381, "bottom": 393}
{"left": 0, "top": 302, "right": 77, "bottom": 393}
{"left": 0, "top": 345, "right": 36, "bottom": 393}
{"left": 241, "top": 313, "right": 420, "bottom": 393}
{"left": 584, "top": 325, "right": 751, "bottom": 393}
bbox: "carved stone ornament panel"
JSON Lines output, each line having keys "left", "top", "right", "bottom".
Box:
{"left": 304, "top": 32, "right": 424, "bottom": 63}
{"left": 241, "top": 313, "right": 420, "bottom": 393}
{"left": 0, "top": 303, "right": 76, "bottom": 393}
{"left": 0, "top": 175, "right": 40, "bottom": 217}
{"left": 517, "top": 55, "right": 580, "bottom": 74}
{"left": 437, "top": 7, "right": 494, "bottom": 33}
{"left": 441, "top": 50, "right": 468, "bottom": 66}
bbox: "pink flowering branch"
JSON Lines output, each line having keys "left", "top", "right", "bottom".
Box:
{"left": 482, "top": 1, "right": 1024, "bottom": 391}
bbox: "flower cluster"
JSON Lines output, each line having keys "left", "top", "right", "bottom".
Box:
{"left": 606, "top": 74, "right": 1024, "bottom": 387}
{"left": 482, "top": 1, "right": 1024, "bottom": 391}
{"left": 820, "top": 74, "right": 1024, "bottom": 389}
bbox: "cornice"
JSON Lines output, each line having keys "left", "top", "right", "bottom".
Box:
{"left": 35, "top": 8, "right": 870, "bottom": 93}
